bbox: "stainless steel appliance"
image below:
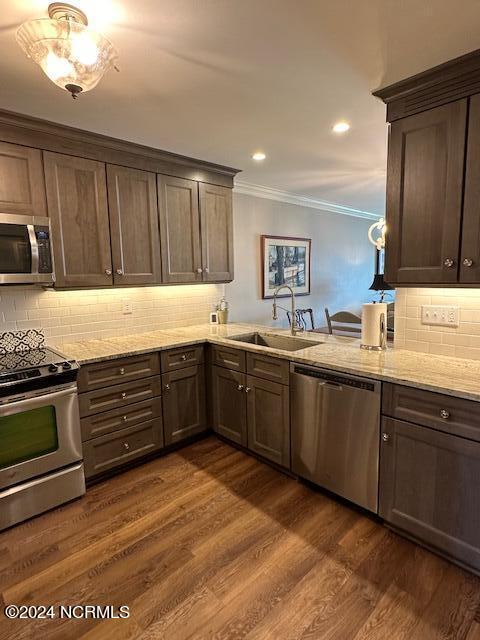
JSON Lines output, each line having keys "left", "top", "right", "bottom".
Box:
{"left": 290, "top": 363, "right": 381, "bottom": 513}
{"left": 0, "top": 346, "right": 84, "bottom": 530}
{"left": 0, "top": 213, "right": 54, "bottom": 284}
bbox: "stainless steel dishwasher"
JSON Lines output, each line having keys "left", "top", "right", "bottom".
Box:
{"left": 290, "top": 363, "right": 381, "bottom": 513}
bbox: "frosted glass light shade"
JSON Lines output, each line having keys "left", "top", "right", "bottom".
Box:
{"left": 16, "top": 18, "right": 118, "bottom": 98}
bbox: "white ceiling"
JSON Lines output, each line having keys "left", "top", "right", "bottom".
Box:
{"left": 1, "top": 1, "right": 480, "bottom": 216}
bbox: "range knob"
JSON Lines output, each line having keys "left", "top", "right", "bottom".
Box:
{"left": 62, "top": 361, "right": 72, "bottom": 370}
{"left": 48, "top": 364, "right": 59, "bottom": 373}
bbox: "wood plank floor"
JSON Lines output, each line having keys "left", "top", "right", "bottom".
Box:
{"left": 1, "top": 437, "right": 479, "bottom": 640}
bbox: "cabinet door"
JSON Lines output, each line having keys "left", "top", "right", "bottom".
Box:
{"left": 460, "top": 94, "right": 480, "bottom": 283}
{"left": 162, "top": 365, "right": 207, "bottom": 444}
{"left": 157, "top": 175, "right": 202, "bottom": 283}
{"left": 199, "top": 183, "right": 234, "bottom": 281}
{"left": 0, "top": 142, "right": 47, "bottom": 217}
{"left": 107, "top": 165, "right": 161, "bottom": 285}
{"left": 385, "top": 100, "right": 467, "bottom": 285}
{"left": 211, "top": 366, "right": 247, "bottom": 445}
{"left": 380, "top": 417, "right": 480, "bottom": 572}
{"left": 44, "top": 152, "right": 112, "bottom": 287}
{"left": 246, "top": 375, "right": 290, "bottom": 468}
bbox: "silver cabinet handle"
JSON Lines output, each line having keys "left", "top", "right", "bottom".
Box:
{"left": 180, "top": 354, "right": 187, "bottom": 361}
{"left": 443, "top": 258, "right": 455, "bottom": 268}
{"left": 196, "top": 268, "right": 203, "bottom": 274}
{"left": 105, "top": 268, "right": 112, "bottom": 275}
{"left": 116, "top": 269, "right": 123, "bottom": 275}
{"left": 382, "top": 433, "right": 390, "bottom": 442}
{"left": 122, "top": 415, "right": 128, "bottom": 422}
{"left": 119, "top": 367, "right": 125, "bottom": 375}
{"left": 237, "top": 384, "right": 244, "bottom": 391}
{"left": 463, "top": 258, "right": 474, "bottom": 267}
{"left": 245, "top": 386, "right": 251, "bottom": 393}
{"left": 440, "top": 409, "right": 450, "bottom": 419}
{"left": 123, "top": 442, "right": 130, "bottom": 451}
{"left": 164, "top": 383, "right": 170, "bottom": 391}
{"left": 204, "top": 267, "right": 209, "bottom": 273}
{"left": 121, "top": 392, "right": 127, "bottom": 399}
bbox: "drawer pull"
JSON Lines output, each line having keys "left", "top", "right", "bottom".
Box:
{"left": 443, "top": 258, "right": 455, "bottom": 268}
{"left": 121, "top": 392, "right": 127, "bottom": 399}
{"left": 245, "top": 386, "right": 251, "bottom": 393}
{"left": 164, "top": 384, "right": 170, "bottom": 391}
{"left": 122, "top": 415, "right": 128, "bottom": 422}
{"left": 237, "top": 384, "right": 244, "bottom": 391}
{"left": 181, "top": 354, "right": 187, "bottom": 361}
{"left": 440, "top": 409, "right": 450, "bottom": 419}
{"left": 463, "top": 258, "right": 474, "bottom": 267}
{"left": 123, "top": 442, "right": 130, "bottom": 451}
{"left": 382, "top": 433, "right": 390, "bottom": 442}
{"left": 119, "top": 367, "right": 125, "bottom": 375}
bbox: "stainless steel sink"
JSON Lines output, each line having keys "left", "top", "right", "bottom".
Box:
{"left": 228, "top": 332, "right": 322, "bottom": 352}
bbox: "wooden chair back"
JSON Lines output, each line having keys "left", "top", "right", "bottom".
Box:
{"left": 324, "top": 308, "right": 362, "bottom": 335}
{"left": 286, "top": 308, "right": 315, "bottom": 330}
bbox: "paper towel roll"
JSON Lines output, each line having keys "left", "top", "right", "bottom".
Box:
{"left": 361, "top": 303, "right": 387, "bottom": 350}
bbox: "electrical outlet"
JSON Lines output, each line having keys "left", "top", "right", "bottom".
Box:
{"left": 421, "top": 305, "right": 459, "bottom": 327}
{"left": 122, "top": 300, "right": 133, "bottom": 315}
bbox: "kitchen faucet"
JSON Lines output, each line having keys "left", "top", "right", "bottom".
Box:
{"left": 272, "top": 284, "right": 304, "bottom": 336}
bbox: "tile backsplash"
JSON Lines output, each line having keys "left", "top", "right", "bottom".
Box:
{"left": 395, "top": 288, "right": 480, "bottom": 359}
{"left": 0, "top": 285, "right": 224, "bottom": 347}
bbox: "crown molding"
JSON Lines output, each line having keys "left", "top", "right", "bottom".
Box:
{"left": 233, "top": 181, "right": 381, "bottom": 220}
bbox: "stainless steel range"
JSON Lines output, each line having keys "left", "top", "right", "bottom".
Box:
{"left": 0, "top": 332, "right": 85, "bottom": 530}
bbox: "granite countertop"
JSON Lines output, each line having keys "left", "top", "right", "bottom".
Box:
{"left": 59, "top": 322, "right": 480, "bottom": 402}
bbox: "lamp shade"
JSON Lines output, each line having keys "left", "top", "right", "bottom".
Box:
{"left": 369, "top": 273, "right": 394, "bottom": 292}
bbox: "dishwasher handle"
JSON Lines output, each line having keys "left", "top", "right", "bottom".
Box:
{"left": 291, "top": 364, "right": 378, "bottom": 393}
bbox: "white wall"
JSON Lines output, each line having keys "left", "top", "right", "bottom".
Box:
{"left": 225, "top": 192, "right": 375, "bottom": 328}
{"left": 395, "top": 288, "right": 480, "bottom": 360}
{"left": 0, "top": 284, "right": 224, "bottom": 348}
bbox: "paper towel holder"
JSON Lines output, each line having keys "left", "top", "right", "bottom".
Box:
{"left": 360, "top": 309, "right": 387, "bottom": 351}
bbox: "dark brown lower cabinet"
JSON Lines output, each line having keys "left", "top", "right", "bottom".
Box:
{"left": 162, "top": 365, "right": 207, "bottom": 444}
{"left": 246, "top": 375, "right": 290, "bottom": 468}
{"left": 380, "top": 417, "right": 480, "bottom": 572}
{"left": 211, "top": 366, "right": 247, "bottom": 445}
{"left": 83, "top": 417, "right": 164, "bottom": 479}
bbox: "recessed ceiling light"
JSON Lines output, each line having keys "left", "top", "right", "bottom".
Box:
{"left": 252, "top": 152, "right": 266, "bottom": 161}
{"left": 332, "top": 121, "right": 350, "bottom": 133}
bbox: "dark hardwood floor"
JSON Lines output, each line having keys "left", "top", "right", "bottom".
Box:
{"left": 1, "top": 437, "right": 479, "bottom": 639}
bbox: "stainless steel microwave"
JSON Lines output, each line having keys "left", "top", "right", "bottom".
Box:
{"left": 0, "top": 214, "right": 54, "bottom": 285}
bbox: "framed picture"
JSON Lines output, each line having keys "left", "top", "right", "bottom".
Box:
{"left": 261, "top": 235, "right": 311, "bottom": 299}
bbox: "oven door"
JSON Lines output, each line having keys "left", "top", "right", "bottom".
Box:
{"left": 0, "top": 214, "right": 53, "bottom": 284}
{"left": 0, "top": 383, "right": 82, "bottom": 490}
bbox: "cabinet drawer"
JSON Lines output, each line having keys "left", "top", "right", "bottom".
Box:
{"left": 211, "top": 345, "right": 246, "bottom": 372}
{"left": 83, "top": 418, "right": 164, "bottom": 479}
{"left": 81, "top": 397, "right": 162, "bottom": 441}
{"left": 77, "top": 353, "right": 160, "bottom": 392}
{"left": 79, "top": 376, "right": 161, "bottom": 417}
{"left": 383, "top": 383, "right": 480, "bottom": 442}
{"left": 160, "top": 345, "right": 204, "bottom": 372}
{"left": 246, "top": 352, "right": 289, "bottom": 385}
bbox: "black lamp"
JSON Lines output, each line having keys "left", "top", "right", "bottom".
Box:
{"left": 369, "top": 249, "right": 394, "bottom": 302}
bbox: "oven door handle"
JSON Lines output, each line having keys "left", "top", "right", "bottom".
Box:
{"left": 0, "top": 384, "right": 78, "bottom": 415}
{"left": 27, "top": 224, "right": 39, "bottom": 274}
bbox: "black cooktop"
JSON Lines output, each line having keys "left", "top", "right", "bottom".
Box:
{"left": 0, "top": 347, "right": 62, "bottom": 373}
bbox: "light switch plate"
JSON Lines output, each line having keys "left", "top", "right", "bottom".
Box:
{"left": 122, "top": 300, "right": 133, "bottom": 315}
{"left": 421, "top": 305, "right": 459, "bottom": 327}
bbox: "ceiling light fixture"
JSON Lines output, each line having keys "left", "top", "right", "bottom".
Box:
{"left": 252, "top": 152, "right": 266, "bottom": 161}
{"left": 332, "top": 121, "right": 350, "bottom": 133}
{"left": 16, "top": 3, "right": 119, "bottom": 99}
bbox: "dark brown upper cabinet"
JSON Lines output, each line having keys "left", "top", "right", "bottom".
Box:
{"left": 460, "top": 94, "right": 480, "bottom": 283}
{"left": 44, "top": 152, "right": 113, "bottom": 288}
{"left": 384, "top": 100, "right": 467, "bottom": 285}
{"left": 374, "top": 50, "right": 480, "bottom": 286}
{"left": 157, "top": 175, "right": 202, "bottom": 284}
{"left": 199, "top": 183, "right": 234, "bottom": 281}
{"left": 107, "top": 165, "right": 162, "bottom": 286}
{"left": 0, "top": 142, "right": 47, "bottom": 218}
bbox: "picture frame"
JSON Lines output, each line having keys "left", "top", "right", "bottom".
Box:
{"left": 261, "top": 235, "right": 311, "bottom": 299}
